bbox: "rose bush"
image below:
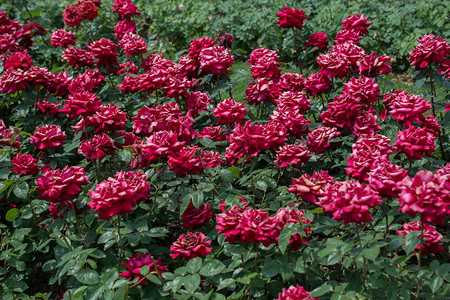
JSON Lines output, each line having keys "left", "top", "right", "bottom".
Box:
{"left": 0, "top": 1, "right": 448, "bottom": 299}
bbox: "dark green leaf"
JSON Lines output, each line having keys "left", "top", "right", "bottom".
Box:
{"left": 199, "top": 259, "right": 225, "bottom": 277}
{"left": 403, "top": 231, "right": 420, "bottom": 254}
{"left": 260, "top": 259, "right": 280, "bottom": 278}
{"left": 13, "top": 181, "right": 29, "bottom": 199}
{"left": 183, "top": 274, "right": 201, "bottom": 293}
{"left": 362, "top": 246, "right": 380, "bottom": 261}
{"left": 186, "top": 257, "right": 202, "bottom": 274}
{"left": 278, "top": 223, "right": 295, "bottom": 254}
{"left": 76, "top": 269, "right": 100, "bottom": 285}
{"left": 309, "top": 284, "right": 333, "bottom": 298}
{"left": 5, "top": 208, "right": 19, "bottom": 222}
{"left": 430, "top": 276, "right": 443, "bottom": 293}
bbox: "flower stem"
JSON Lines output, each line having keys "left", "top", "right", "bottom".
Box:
{"left": 415, "top": 220, "right": 425, "bottom": 299}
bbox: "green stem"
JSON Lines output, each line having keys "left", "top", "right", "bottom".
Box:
{"left": 415, "top": 220, "right": 425, "bottom": 299}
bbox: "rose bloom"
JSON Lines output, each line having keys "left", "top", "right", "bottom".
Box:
{"left": 30, "top": 125, "right": 66, "bottom": 151}
{"left": 320, "top": 93, "right": 363, "bottom": 130}
{"left": 307, "top": 126, "right": 341, "bottom": 154}
{"left": 118, "top": 61, "right": 139, "bottom": 75}
{"left": 89, "top": 38, "right": 119, "bottom": 67}
{"left": 61, "top": 91, "right": 102, "bottom": 119}
{"left": 62, "top": 47, "right": 95, "bottom": 68}
{"left": 11, "top": 153, "right": 39, "bottom": 176}
{"left": 77, "top": 104, "right": 127, "bottom": 134}
{"left": 388, "top": 93, "right": 431, "bottom": 128}
{"left": 409, "top": 34, "right": 450, "bottom": 71}
{"left": 112, "top": 0, "right": 142, "bottom": 19}
{"left": 181, "top": 202, "right": 214, "bottom": 230}
{"left": 320, "top": 180, "right": 382, "bottom": 224}
{"left": 78, "top": 133, "right": 115, "bottom": 161}
{"left": 352, "top": 109, "right": 381, "bottom": 137}
{"left": 276, "top": 91, "right": 310, "bottom": 113}
{"left": 216, "top": 205, "right": 246, "bottom": 242}
{"left": 249, "top": 48, "right": 281, "bottom": 80}
{"left": 276, "top": 144, "right": 311, "bottom": 168}
{"left": 304, "top": 32, "right": 328, "bottom": 52}
{"left": 276, "top": 284, "right": 317, "bottom": 300}
{"left": 199, "top": 125, "right": 227, "bottom": 141}
{"left": 367, "top": 161, "right": 408, "bottom": 199}
{"left": 357, "top": 52, "right": 391, "bottom": 77}
{"left": 199, "top": 46, "right": 234, "bottom": 75}
{"left": 185, "top": 91, "right": 211, "bottom": 117}
{"left": 170, "top": 232, "right": 212, "bottom": 260}
{"left": 119, "top": 32, "right": 147, "bottom": 57}
{"left": 395, "top": 126, "right": 436, "bottom": 160}
{"left": 168, "top": 146, "right": 203, "bottom": 177}
{"left": 397, "top": 170, "right": 449, "bottom": 226}
{"left": 341, "top": 14, "right": 373, "bottom": 35}
{"left": 140, "top": 130, "right": 185, "bottom": 162}
{"left": 278, "top": 72, "right": 305, "bottom": 92}
{"left": 200, "top": 150, "right": 223, "bottom": 169}
{"left": 304, "top": 71, "right": 331, "bottom": 98}
{"left": 334, "top": 29, "right": 362, "bottom": 45}
{"left": 77, "top": 0, "right": 98, "bottom": 21}
{"left": 36, "top": 100, "right": 62, "bottom": 116}
{"left": 3, "top": 51, "right": 33, "bottom": 70}
{"left": 239, "top": 208, "right": 278, "bottom": 246}
{"left": 331, "top": 41, "right": 366, "bottom": 68}
{"left": 317, "top": 51, "right": 352, "bottom": 78}
{"left": 114, "top": 19, "right": 137, "bottom": 39}
{"left": 245, "top": 78, "right": 281, "bottom": 106}
{"left": 288, "top": 170, "right": 334, "bottom": 205}
{"left": 437, "top": 58, "right": 450, "bottom": 79}
{"left": 62, "top": 4, "right": 83, "bottom": 27}
{"left": 270, "top": 108, "right": 311, "bottom": 139}
{"left": 213, "top": 98, "right": 247, "bottom": 125}
{"left": 275, "top": 6, "right": 308, "bottom": 29}
{"left": 36, "top": 166, "right": 89, "bottom": 202}
{"left": 343, "top": 75, "right": 380, "bottom": 105}
{"left": 88, "top": 170, "right": 150, "bottom": 220}
{"left": 219, "top": 31, "right": 234, "bottom": 49}
{"left": 120, "top": 253, "right": 167, "bottom": 286}
{"left": 0, "top": 68, "right": 28, "bottom": 94}
{"left": 397, "top": 221, "right": 444, "bottom": 255}
{"left": 50, "top": 29, "right": 76, "bottom": 48}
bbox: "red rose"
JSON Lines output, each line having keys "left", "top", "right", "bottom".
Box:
{"left": 304, "top": 32, "right": 328, "bottom": 52}
{"left": 395, "top": 126, "right": 436, "bottom": 160}
{"left": 119, "top": 32, "right": 147, "bottom": 57}
{"left": 181, "top": 202, "right": 213, "bottom": 230}
{"left": 61, "top": 91, "right": 102, "bottom": 119}
{"left": 170, "top": 232, "right": 212, "bottom": 260}
{"left": 276, "top": 284, "right": 317, "bottom": 300}
{"left": 275, "top": 6, "right": 308, "bottom": 30}
{"left": 78, "top": 133, "right": 115, "bottom": 161}
{"left": 397, "top": 170, "right": 449, "bottom": 226}
{"left": 62, "top": 4, "right": 84, "bottom": 27}
{"left": 213, "top": 98, "right": 247, "bottom": 125}
{"left": 36, "top": 166, "right": 89, "bottom": 203}
{"left": 76, "top": 0, "right": 98, "bottom": 21}
{"left": 11, "top": 153, "right": 39, "bottom": 176}
{"left": 88, "top": 170, "right": 150, "bottom": 220}
{"left": 30, "top": 125, "right": 66, "bottom": 150}
{"left": 275, "top": 144, "right": 311, "bottom": 168}
{"left": 288, "top": 170, "right": 334, "bottom": 205}
{"left": 199, "top": 46, "right": 234, "bottom": 75}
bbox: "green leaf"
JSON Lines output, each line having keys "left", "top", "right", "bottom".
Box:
{"left": 186, "top": 257, "right": 202, "bottom": 274}
{"left": 260, "top": 259, "right": 280, "bottom": 278}
{"left": 309, "top": 284, "right": 333, "bottom": 298}
{"left": 326, "top": 252, "right": 343, "bottom": 265}
{"left": 140, "top": 265, "right": 150, "bottom": 276}
{"left": 217, "top": 278, "right": 235, "bottom": 290}
{"left": 403, "top": 231, "right": 420, "bottom": 254}
{"left": 146, "top": 274, "right": 161, "bottom": 285}
{"left": 362, "top": 246, "right": 380, "bottom": 261}
{"left": 226, "top": 167, "right": 240, "bottom": 178}
{"left": 76, "top": 269, "right": 100, "bottom": 285}
{"left": 430, "top": 276, "right": 443, "bottom": 294}
{"left": 13, "top": 181, "right": 29, "bottom": 199}
{"left": 199, "top": 259, "right": 225, "bottom": 277}
{"left": 183, "top": 274, "right": 201, "bottom": 293}
{"left": 255, "top": 180, "right": 268, "bottom": 192}
{"left": 117, "top": 150, "right": 132, "bottom": 163}
{"left": 5, "top": 208, "right": 19, "bottom": 222}
{"left": 220, "top": 169, "right": 235, "bottom": 183}
{"left": 278, "top": 223, "right": 295, "bottom": 254}
{"left": 98, "top": 231, "right": 115, "bottom": 244}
